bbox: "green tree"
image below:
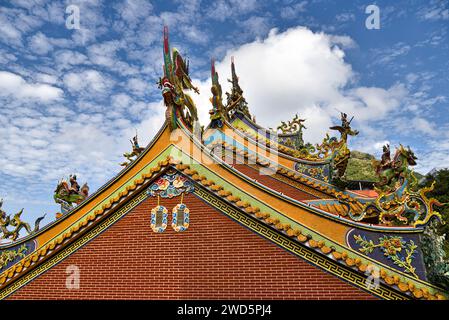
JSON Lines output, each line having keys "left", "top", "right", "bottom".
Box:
{"left": 420, "top": 169, "right": 449, "bottom": 255}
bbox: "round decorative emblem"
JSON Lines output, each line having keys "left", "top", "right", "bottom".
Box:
{"left": 172, "top": 203, "right": 190, "bottom": 232}
{"left": 150, "top": 205, "right": 168, "bottom": 233}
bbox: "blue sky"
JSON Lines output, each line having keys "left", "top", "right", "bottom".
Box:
{"left": 0, "top": 0, "right": 448, "bottom": 235}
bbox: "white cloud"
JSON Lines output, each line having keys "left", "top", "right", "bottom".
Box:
{"left": 111, "top": 93, "right": 132, "bottom": 110}
{"left": 86, "top": 40, "right": 140, "bottom": 76}
{"left": 179, "top": 25, "right": 210, "bottom": 44}
{"left": 87, "top": 41, "right": 122, "bottom": 67}
{"left": 35, "top": 73, "right": 58, "bottom": 85}
{"left": 127, "top": 78, "right": 148, "bottom": 96}
{"left": 411, "top": 117, "right": 438, "bottom": 136}
{"left": 241, "top": 16, "right": 272, "bottom": 39}
{"left": 0, "top": 15, "right": 23, "bottom": 45}
{"left": 54, "top": 50, "right": 89, "bottom": 70}
{"left": 0, "top": 49, "right": 17, "bottom": 64}
{"left": 346, "top": 84, "right": 407, "bottom": 121}
{"left": 0, "top": 71, "right": 63, "bottom": 102}
{"left": 192, "top": 27, "right": 407, "bottom": 144}
{"left": 335, "top": 13, "right": 355, "bottom": 23}
{"left": 280, "top": 1, "right": 308, "bottom": 19}
{"left": 418, "top": 1, "right": 449, "bottom": 21}
{"left": 29, "top": 32, "right": 53, "bottom": 55}
{"left": 205, "top": 0, "right": 259, "bottom": 21}
{"left": 63, "top": 69, "right": 113, "bottom": 95}
{"left": 115, "top": 0, "right": 153, "bottom": 26}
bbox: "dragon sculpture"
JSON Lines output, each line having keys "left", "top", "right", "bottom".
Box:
{"left": 0, "top": 199, "right": 45, "bottom": 241}
{"left": 285, "top": 112, "right": 359, "bottom": 169}
{"left": 120, "top": 133, "right": 145, "bottom": 167}
{"left": 209, "top": 59, "right": 228, "bottom": 128}
{"left": 350, "top": 144, "right": 445, "bottom": 227}
{"left": 159, "top": 26, "right": 199, "bottom": 131}
{"left": 54, "top": 175, "right": 89, "bottom": 214}
{"left": 373, "top": 144, "right": 417, "bottom": 192}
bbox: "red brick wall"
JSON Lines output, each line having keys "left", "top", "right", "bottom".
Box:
{"left": 9, "top": 194, "right": 375, "bottom": 300}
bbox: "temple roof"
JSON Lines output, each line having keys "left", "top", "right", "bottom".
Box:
{"left": 0, "top": 27, "right": 447, "bottom": 300}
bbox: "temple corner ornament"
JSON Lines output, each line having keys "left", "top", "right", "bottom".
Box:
{"left": 54, "top": 175, "right": 89, "bottom": 216}
{"left": 159, "top": 26, "right": 200, "bottom": 132}
{"left": 0, "top": 199, "right": 45, "bottom": 242}
{"left": 120, "top": 132, "right": 144, "bottom": 167}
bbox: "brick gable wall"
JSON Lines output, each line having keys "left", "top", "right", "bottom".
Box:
{"left": 8, "top": 193, "right": 375, "bottom": 300}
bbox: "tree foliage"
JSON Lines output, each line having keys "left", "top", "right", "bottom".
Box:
{"left": 420, "top": 169, "right": 449, "bottom": 255}
{"left": 345, "top": 150, "right": 378, "bottom": 182}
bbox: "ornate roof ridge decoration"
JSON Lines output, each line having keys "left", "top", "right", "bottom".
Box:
{"left": 0, "top": 156, "right": 178, "bottom": 290}
{"left": 207, "top": 140, "right": 395, "bottom": 231}
{"left": 276, "top": 114, "right": 307, "bottom": 151}
{"left": 225, "top": 57, "right": 253, "bottom": 121}
{"left": 158, "top": 26, "right": 200, "bottom": 132}
{"left": 357, "top": 144, "right": 445, "bottom": 228}
{"left": 0, "top": 147, "right": 445, "bottom": 299}
{"left": 208, "top": 139, "right": 443, "bottom": 230}
{"left": 277, "top": 114, "right": 307, "bottom": 135}
{"left": 209, "top": 58, "right": 228, "bottom": 129}
{"left": 354, "top": 234, "right": 419, "bottom": 278}
{"left": 230, "top": 111, "right": 358, "bottom": 168}
{"left": 0, "top": 199, "right": 45, "bottom": 242}
{"left": 233, "top": 125, "right": 327, "bottom": 162}
{"left": 1, "top": 29, "right": 447, "bottom": 300}
{"left": 162, "top": 162, "right": 445, "bottom": 299}
{"left": 120, "top": 131, "right": 144, "bottom": 167}
{"left": 147, "top": 169, "right": 194, "bottom": 199}
{"left": 0, "top": 245, "right": 27, "bottom": 271}
{"left": 208, "top": 139, "right": 354, "bottom": 200}
{"left": 54, "top": 174, "right": 89, "bottom": 219}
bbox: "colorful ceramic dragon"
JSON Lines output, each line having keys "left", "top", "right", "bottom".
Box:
{"left": 0, "top": 199, "right": 45, "bottom": 241}
{"left": 374, "top": 144, "right": 418, "bottom": 192}
{"left": 353, "top": 144, "right": 445, "bottom": 227}
{"left": 159, "top": 26, "right": 199, "bottom": 131}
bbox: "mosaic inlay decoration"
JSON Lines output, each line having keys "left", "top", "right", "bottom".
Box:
{"left": 150, "top": 205, "right": 168, "bottom": 233}
{"left": 172, "top": 203, "right": 190, "bottom": 232}
{"left": 147, "top": 171, "right": 194, "bottom": 198}
{"left": 0, "top": 245, "right": 27, "bottom": 271}
{"left": 354, "top": 234, "right": 418, "bottom": 278}
{"left": 0, "top": 240, "right": 35, "bottom": 272}
{"left": 294, "top": 162, "right": 330, "bottom": 182}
